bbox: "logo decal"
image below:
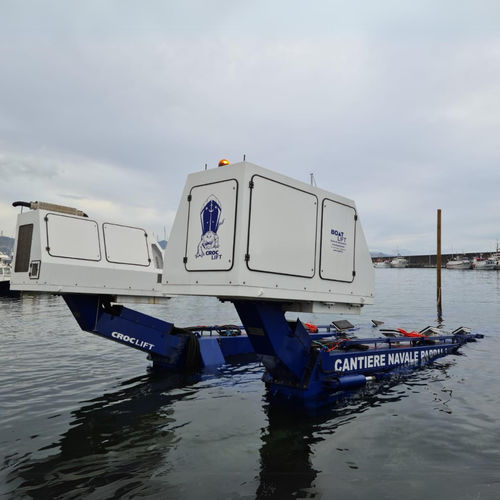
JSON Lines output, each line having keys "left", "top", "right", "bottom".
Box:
{"left": 196, "top": 195, "right": 224, "bottom": 259}
{"left": 330, "top": 228, "right": 347, "bottom": 253}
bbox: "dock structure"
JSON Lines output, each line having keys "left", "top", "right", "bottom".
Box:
{"left": 373, "top": 252, "right": 494, "bottom": 268}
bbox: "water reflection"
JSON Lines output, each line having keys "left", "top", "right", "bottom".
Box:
{"left": 256, "top": 363, "right": 458, "bottom": 499}
{"left": 5, "top": 351, "right": 463, "bottom": 499}
{"left": 8, "top": 372, "right": 202, "bottom": 499}
{"left": 256, "top": 404, "right": 320, "bottom": 498}
{"left": 256, "top": 375, "right": 415, "bottom": 499}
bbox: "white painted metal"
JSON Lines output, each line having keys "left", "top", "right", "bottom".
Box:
{"left": 320, "top": 199, "right": 356, "bottom": 282}
{"left": 46, "top": 214, "right": 101, "bottom": 261}
{"left": 11, "top": 208, "right": 168, "bottom": 298}
{"left": 247, "top": 176, "right": 317, "bottom": 277}
{"left": 103, "top": 223, "right": 150, "bottom": 266}
{"left": 11, "top": 162, "right": 375, "bottom": 313}
{"left": 185, "top": 179, "right": 237, "bottom": 271}
{"left": 163, "top": 162, "right": 374, "bottom": 313}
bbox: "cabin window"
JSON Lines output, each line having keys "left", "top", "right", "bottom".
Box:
{"left": 46, "top": 214, "right": 101, "bottom": 261}
{"left": 103, "top": 223, "right": 150, "bottom": 266}
{"left": 14, "top": 223, "right": 33, "bottom": 272}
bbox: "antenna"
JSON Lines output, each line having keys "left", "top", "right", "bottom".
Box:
{"left": 204, "top": 163, "right": 207, "bottom": 171}
{"left": 243, "top": 154, "right": 246, "bottom": 161}
{"left": 309, "top": 173, "right": 317, "bottom": 187}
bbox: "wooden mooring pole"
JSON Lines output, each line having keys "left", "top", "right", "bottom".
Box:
{"left": 437, "top": 209, "right": 442, "bottom": 321}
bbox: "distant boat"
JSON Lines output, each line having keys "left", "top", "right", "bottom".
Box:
{"left": 0, "top": 253, "right": 12, "bottom": 295}
{"left": 472, "top": 257, "right": 497, "bottom": 270}
{"left": 446, "top": 256, "right": 472, "bottom": 270}
{"left": 373, "top": 260, "right": 391, "bottom": 268}
{"left": 491, "top": 255, "right": 500, "bottom": 270}
{"left": 390, "top": 255, "right": 407, "bottom": 268}
{"left": 488, "top": 245, "right": 500, "bottom": 270}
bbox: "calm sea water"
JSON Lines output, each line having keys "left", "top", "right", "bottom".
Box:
{"left": 1, "top": 269, "right": 500, "bottom": 499}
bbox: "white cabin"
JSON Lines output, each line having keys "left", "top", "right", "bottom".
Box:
{"left": 162, "top": 162, "right": 374, "bottom": 313}
{"left": 11, "top": 162, "right": 375, "bottom": 314}
{"left": 11, "top": 202, "right": 166, "bottom": 301}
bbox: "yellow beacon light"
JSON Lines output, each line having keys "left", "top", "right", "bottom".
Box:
{"left": 218, "top": 158, "right": 230, "bottom": 167}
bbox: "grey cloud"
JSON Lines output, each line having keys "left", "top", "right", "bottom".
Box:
{"left": 1, "top": 2, "right": 500, "bottom": 252}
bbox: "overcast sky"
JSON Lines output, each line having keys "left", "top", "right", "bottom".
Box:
{"left": 1, "top": 1, "right": 499, "bottom": 254}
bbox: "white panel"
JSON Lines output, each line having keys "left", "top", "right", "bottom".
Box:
{"left": 151, "top": 243, "right": 164, "bottom": 270}
{"left": 46, "top": 214, "right": 101, "bottom": 261}
{"left": 248, "top": 176, "right": 317, "bottom": 277}
{"left": 185, "top": 179, "right": 237, "bottom": 271}
{"left": 103, "top": 223, "right": 150, "bottom": 266}
{"left": 320, "top": 199, "right": 356, "bottom": 282}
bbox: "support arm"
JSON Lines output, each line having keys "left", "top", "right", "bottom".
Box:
{"left": 232, "top": 300, "right": 313, "bottom": 382}
{"left": 63, "top": 294, "right": 199, "bottom": 370}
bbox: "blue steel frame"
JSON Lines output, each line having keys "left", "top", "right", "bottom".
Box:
{"left": 63, "top": 294, "right": 194, "bottom": 370}
{"left": 61, "top": 294, "right": 481, "bottom": 402}
{"left": 232, "top": 300, "right": 472, "bottom": 400}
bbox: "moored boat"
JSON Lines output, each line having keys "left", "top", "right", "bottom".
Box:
{"left": 390, "top": 255, "right": 407, "bottom": 268}
{"left": 472, "top": 257, "right": 497, "bottom": 270}
{"left": 373, "top": 259, "right": 391, "bottom": 268}
{"left": 0, "top": 254, "right": 14, "bottom": 296}
{"left": 446, "top": 256, "right": 472, "bottom": 269}
{"left": 488, "top": 245, "right": 500, "bottom": 270}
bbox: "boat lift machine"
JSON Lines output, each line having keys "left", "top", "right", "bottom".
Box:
{"left": 10, "top": 162, "right": 482, "bottom": 402}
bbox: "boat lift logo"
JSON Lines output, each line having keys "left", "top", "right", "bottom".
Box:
{"left": 330, "top": 228, "right": 347, "bottom": 253}
{"left": 196, "top": 195, "right": 224, "bottom": 259}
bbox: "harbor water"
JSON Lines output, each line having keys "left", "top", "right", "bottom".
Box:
{"left": 1, "top": 268, "right": 500, "bottom": 499}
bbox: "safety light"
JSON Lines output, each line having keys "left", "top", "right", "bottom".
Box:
{"left": 218, "top": 158, "right": 230, "bottom": 167}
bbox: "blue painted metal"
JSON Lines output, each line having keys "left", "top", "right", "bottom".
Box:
{"left": 232, "top": 300, "right": 312, "bottom": 381}
{"left": 217, "top": 335, "right": 253, "bottom": 357}
{"left": 198, "top": 337, "right": 225, "bottom": 366}
{"left": 61, "top": 294, "right": 482, "bottom": 404}
{"left": 63, "top": 294, "right": 196, "bottom": 370}
{"left": 230, "top": 299, "right": 478, "bottom": 401}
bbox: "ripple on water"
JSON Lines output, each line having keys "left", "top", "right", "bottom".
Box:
{"left": 1, "top": 271, "right": 500, "bottom": 499}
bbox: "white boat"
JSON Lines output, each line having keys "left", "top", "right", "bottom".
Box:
{"left": 373, "top": 260, "right": 391, "bottom": 268}
{"left": 0, "top": 253, "right": 12, "bottom": 295}
{"left": 491, "top": 254, "right": 500, "bottom": 270}
{"left": 390, "top": 255, "right": 407, "bottom": 268}
{"left": 472, "top": 257, "right": 497, "bottom": 270}
{"left": 446, "top": 256, "right": 472, "bottom": 269}
{"left": 488, "top": 246, "right": 500, "bottom": 270}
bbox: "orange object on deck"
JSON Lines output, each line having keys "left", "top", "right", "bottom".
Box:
{"left": 304, "top": 322, "right": 318, "bottom": 333}
{"left": 397, "top": 328, "right": 426, "bottom": 338}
